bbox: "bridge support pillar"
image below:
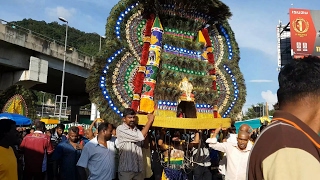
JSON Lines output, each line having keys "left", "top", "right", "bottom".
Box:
{"left": 0, "top": 56, "right": 48, "bottom": 90}
{"left": 71, "top": 105, "right": 80, "bottom": 122}
{"left": 90, "top": 103, "right": 100, "bottom": 121}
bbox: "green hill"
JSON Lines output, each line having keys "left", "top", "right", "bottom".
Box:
{"left": 10, "top": 18, "right": 103, "bottom": 56}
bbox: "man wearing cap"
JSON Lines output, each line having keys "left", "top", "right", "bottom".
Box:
{"left": 0, "top": 119, "right": 19, "bottom": 180}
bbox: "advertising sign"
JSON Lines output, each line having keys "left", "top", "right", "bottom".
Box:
{"left": 289, "top": 8, "right": 320, "bottom": 58}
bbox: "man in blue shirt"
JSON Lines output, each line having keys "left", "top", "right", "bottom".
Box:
{"left": 52, "top": 126, "right": 83, "bottom": 180}
{"left": 77, "top": 122, "right": 116, "bottom": 180}
{"left": 48, "top": 124, "right": 67, "bottom": 180}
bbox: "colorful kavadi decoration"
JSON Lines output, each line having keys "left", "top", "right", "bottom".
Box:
{"left": 87, "top": 0, "right": 246, "bottom": 128}
{"left": 139, "top": 16, "right": 164, "bottom": 113}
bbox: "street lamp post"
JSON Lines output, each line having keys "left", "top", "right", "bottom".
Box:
{"left": 41, "top": 91, "right": 46, "bottom": 117}
{"left": 58, "top": 17, "right": 68, "bottom": 122}
{"left": 99, "top": 35, "right": 106, "bottom": 52}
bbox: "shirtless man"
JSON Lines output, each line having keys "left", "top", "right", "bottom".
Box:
{"left": 158, "top": 129, "right": 185, "bottom": 168}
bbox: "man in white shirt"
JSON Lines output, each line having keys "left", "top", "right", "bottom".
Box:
{"left": 219, "top": 124, "right": 252, "bottom": 176}
{"left": 206, "top": 127, "right": 252, "bottom": 180}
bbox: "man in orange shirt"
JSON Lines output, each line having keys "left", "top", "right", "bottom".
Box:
{"left": 0, "top": 119, "right": 19, "bottom": 180}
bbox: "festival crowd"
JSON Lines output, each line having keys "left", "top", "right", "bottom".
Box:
{"left": 0, "top": 57, "right": 320, "bottom": 180}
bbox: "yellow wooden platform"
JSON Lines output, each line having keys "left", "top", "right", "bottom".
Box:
{"left": 40, "top": 118, "right": 59, "bottom": 124}
{"left": 137, "top": 115, "right": 231, "bottom": 129}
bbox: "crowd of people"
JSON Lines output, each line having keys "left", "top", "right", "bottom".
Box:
{"left": 0, "top": 57, "right": 320, "bottom": 180}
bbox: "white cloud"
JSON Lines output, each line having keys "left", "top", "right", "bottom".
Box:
{"left": 249, "top": 80, "right": 273, "bottom": 83}
{"left": 45, "top": 6, "right": 77, "bottom": 22}
{"left": 261, "top": 90, "right": 278, "bottom": 109}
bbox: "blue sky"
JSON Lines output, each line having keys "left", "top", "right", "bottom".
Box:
{"left": 1, "top": 0, "right": 320, "bottom": 111}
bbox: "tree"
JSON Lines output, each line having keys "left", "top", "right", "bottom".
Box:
{"left": 243, "top": 103, "right": 275, "bottom": 120}
{"left": 10, "top": 19, "right": 103, "bottom": 56}
{"left": 32, "top": 91, "right": 55, "bottom": 105}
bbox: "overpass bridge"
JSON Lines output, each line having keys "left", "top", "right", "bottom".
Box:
{"left": 0, "top": 19, "right": 96, "bottom": 119}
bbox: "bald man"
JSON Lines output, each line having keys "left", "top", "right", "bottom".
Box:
{"left": 239, "top": 124, "right": 253, "bottom": 134}
{"left": 206, "top": 127, "right": 252, "bottom": 180}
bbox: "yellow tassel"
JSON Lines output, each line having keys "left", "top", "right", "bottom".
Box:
{"left": 161, "top": 170, "right": 167, "bottom": 180}
{"left": 138, "top": 66, "right": 146, "bottom": 73}
{"left": 207, "top": 47, "right": 213, "bottom": 52}
{"left": 139, "top": 98, "right": 155, "bottom": 113}
{"left": 143, "top": 36, "right": 151, "bottom": 43}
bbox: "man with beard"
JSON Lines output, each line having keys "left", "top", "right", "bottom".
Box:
{"left": 52, "top": 126, "right": 82, "bottom": 180}
{"left": 206, "top": 127, "right": 251, "bottom": 180}
{"left": 50, "top": 124, "right": 67, "bottom": 148}
{"left": 116, "top": 108, "right": 154, "bottom": 180}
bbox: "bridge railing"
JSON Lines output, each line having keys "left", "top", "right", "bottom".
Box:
{"left": 0, "top": 19, "right": 95, "bottom": 69}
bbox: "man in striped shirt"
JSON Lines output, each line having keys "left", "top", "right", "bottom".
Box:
{"left": 116, "top": 108, "right": 154, "bottom": 180}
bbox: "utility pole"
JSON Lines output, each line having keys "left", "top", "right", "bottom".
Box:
{"left": 266, "top": 102, "right": 269, "bottom": 117}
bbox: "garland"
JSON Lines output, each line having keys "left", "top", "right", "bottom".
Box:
{"left": 164, "top": 27, "right": 195, "bottom": 40}
{"left": 112, "top": 52, "right": 134, "bottom": 108}
{"left": 201, "top": 28, "right": 216, "bottom": 91}
{"left": 131, "top": 14, "right": 155, "bottom": 111}
{"left": 126, "top": 10, "right": 143, "bottom": 61}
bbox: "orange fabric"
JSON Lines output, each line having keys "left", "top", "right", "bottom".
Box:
{"left": 272, "top": 118, "right": 320, "bottom": 148}
{"left": 78, "top": 126, "right": 84, "bottom": 136}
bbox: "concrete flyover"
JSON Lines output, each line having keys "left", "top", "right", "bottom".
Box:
{"left": 0, "top": 20, "right": 95, "bottom": 106}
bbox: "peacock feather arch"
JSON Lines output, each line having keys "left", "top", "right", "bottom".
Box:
{"left": 86, "top": 0, "right": 246, "bottom": 127}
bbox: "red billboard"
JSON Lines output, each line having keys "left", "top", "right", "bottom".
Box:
{"left": 289, "top": 8, "right": 320, "bottom": 58}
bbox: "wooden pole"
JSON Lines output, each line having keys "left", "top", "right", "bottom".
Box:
{"left": 266, "top": 102, "right": 269, "bottom": 117}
